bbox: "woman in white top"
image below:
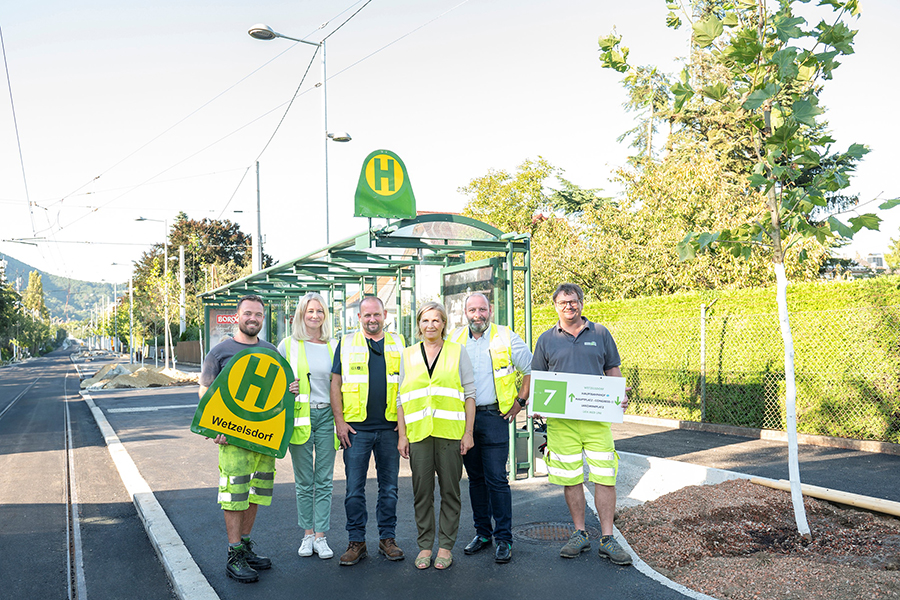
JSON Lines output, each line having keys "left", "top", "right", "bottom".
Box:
{"left": 278, "top": 293, "right": 339, "bottom": 559}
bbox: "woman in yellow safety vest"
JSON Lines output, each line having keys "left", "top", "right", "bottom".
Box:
{"left": 397, "top": 301, "right": 475, "bottom": 571}
{"left": 277, "top": 292, "right": 339, "bottom": 560}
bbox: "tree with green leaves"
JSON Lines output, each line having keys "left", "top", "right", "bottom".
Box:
{"left": 885, "top": 235, "right": 900, "bottom": 272}
{"left": 459, "top": 157, "right": 610, "bottom": 302}
{"left": 23, "top": 271, "right": 49, "bottom": 321}
{"left": 600, "top": 0, "right": 898, "bottom": 535}
{"left": 132, "top": 212, "right": 271, "bottom": 355}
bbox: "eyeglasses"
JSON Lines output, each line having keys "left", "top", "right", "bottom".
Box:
{"left": 555, "top": 300, "right": 580, "bottom": 308}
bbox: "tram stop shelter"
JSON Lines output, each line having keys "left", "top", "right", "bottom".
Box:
{"left": 197, "top": 213, "right": 538, "bottom": 478}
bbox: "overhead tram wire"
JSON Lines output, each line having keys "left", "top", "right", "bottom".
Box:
{"left": 326, "top": 0, "right": 474, "bottom": 79}
{"left": 48, "top": 101, "right": 302, "bottom": 236}
{"left": 34, "top": 0, "right": 471, "bottom": 240}
{"left": 216, "top": 46, "right": 320, "bottom": 220}
{"left": 0, "top": 21, "right": 35, "bottom": 236}
{"left": 213, "top": 2, "right": 372, "bottom": 221}
{"left": 40, "top": 0, "right": 372, "bottom": 215}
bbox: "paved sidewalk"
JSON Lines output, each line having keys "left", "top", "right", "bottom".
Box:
{"left": 82, "top": 381, "right": 899, "bottom": 600}
{"left": 612, "top": 421, "right": 900, "bottom": 503}
{"left": 86, "top": 385, "right": 697, "bottom": 600}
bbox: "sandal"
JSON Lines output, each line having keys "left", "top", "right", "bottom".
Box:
{"left": 415, "top": 552, "right": 432, "bottom": 570}
{"left": 434, "top": 551, "right": 453, "bottom": 570}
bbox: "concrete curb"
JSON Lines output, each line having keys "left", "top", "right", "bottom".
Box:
{"left": 623, "top": 414, "right": 900, "bottom": 456}
{"left": 81, "top": 391, "right": 219, "bottom": 600}
{"left": 605, "top": 452, "right": 768, "bottom": 600}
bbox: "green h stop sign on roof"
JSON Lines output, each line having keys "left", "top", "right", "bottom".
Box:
{"left": 354, "top": 150, "right": 417, "bottom": 219}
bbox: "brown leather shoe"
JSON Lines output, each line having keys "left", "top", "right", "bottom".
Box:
{"left": 339, "top": 541, "right": 367, "bottom": 566}
{"left": 378, "top": 538, "right": 405, "bottom": 561}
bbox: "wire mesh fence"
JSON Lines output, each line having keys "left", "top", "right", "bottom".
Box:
{"left": 612, "top": 305, "right": 900, "bottom": 444}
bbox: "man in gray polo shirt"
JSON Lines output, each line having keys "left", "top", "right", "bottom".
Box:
{"left": 531, "top": 282, "right": 632, "bottom": 566}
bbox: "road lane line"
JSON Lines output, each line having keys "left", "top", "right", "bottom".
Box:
{"left": 107, "top": 404, "right": 196, "bottom": 413}
{"left": 0, "top": 376, "right": 42, "bottom": 421}
{"left": 81, "top": 391, "right": 218, "bottom": 600}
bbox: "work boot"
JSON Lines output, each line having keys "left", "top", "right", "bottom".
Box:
{"left": 559, "top": 529, "right": 590, "bottom": 558}
{"left": 241, "top": 538, "right": 271, "bottom": 570}
{"left": 226, "top": 545, "right": 259, "bottom": 583}
{"left": 378, "top": 538, "right": 405, "bottom": 561}
{"left": 597, "top": 535, "right": 632, "bottom": 566}
{"left": 340, "top": 541, "right": 367, "bottom": 566}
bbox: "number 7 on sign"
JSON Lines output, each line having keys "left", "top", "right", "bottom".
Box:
{"left": 534, "top": 379, "right": 567, "bottom": 414}
{"left": 542, "top": 388, "right": 556, "bottom": 406}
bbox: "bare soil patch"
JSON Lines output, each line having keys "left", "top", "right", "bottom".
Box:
{"left": 616, "top": 478, "right": 900, "bottom": 599}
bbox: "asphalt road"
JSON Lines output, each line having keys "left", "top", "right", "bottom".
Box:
{"left": 0, "top": 348, "right": 175, "bottom": 600}
{"left": 9, "top": 348, "right": 898, "bottom": 600}
{"left": 89, "top": 383, "right": 694, "bottom": 600}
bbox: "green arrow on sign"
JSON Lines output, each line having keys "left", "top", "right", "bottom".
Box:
{"left": 568, "top": 393, "right": 575, "bottom": 402}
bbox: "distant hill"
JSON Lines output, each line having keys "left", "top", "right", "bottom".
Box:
{"left": 1, "top": 254, "right": 119, "bottom": 322}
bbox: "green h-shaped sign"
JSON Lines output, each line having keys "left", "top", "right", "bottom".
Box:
{"left": 354, "top": 149, "right": 416, "bottom": 219}
{"left": 236, "top": 355, "right": 280, "bottom": 409}
{"left": 373, "top": 157, "right": 395, "bottom": 192}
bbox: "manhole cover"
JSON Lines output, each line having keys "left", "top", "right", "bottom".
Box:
{"left": 512, "top": 522, "right": 602, "bottom": 544}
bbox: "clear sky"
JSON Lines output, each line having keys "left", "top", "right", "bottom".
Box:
{"left": 1, "top": 0, "right": 897, "bottom": 287}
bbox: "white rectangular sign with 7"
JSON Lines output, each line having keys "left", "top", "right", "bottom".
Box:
{"left": 528, "top": 370, "right": 626, "bottom": 423}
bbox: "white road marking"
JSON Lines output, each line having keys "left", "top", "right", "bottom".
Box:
{"left": 81, "top": 391, "right": 218, "bottom": 600}
{"left": 0, "top": 376, "right": 42, "bottom": 421}
{"left": 107, "top": 404, "right": 196, "bottom": 413}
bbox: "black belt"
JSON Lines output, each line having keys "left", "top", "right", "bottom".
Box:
{"left": 475, "top": 403, "right": 499, "bottom": 412}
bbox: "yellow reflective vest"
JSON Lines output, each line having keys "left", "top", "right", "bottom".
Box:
{"left": 398, "top": 341, "right": 466, "bottom": 443}
{"left": 283, "top": 338, "right": 339, "bottom": 448}
{"left": 450, "top": 324, "right": 518, "bottom": 413}
{"left": 339, "top": 331, "right": 404, "bottom": 422}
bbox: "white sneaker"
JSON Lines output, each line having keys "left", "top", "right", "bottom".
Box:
{"left": 298, "top": 534, "right": 315, "bottom": 557}
{"left": 314, "top": 536, "right": 334, "bottom": 559}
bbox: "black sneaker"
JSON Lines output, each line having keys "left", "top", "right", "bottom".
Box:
{"left": 226, "top": 545, "right": 259, "bottom": 583}
{"left": 242, "top": 538, "right": 272, "bottom": 570}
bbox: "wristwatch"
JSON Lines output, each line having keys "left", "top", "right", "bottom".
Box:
{"left": 517, "top": 397, "right": 527, "bottom": 408}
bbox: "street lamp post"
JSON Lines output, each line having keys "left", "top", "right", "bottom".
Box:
{"left": 248, "top": 23, "right": 351, "bottom": 245}
{"left": 112, "top": 263, "right": 136, "bottom": 364}
{"left": 136, "top": 217, "right": 171, "bottom": 370}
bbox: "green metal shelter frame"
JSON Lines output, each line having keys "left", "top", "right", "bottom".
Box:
{"left": 198, "top": 213, "right": 537, "bottom": 479}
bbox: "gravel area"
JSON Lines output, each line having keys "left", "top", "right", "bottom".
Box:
{"left": 616, "top": 479, "right": 900, "bottom": 599}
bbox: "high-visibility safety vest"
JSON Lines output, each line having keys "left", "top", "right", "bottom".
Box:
{"left": 398, "top": 341, "right": 466, "bottom": 443}
{"left": 339, "top": 331, "right": 404, "bottom": 422}
{"left": 284, "top": 338, "right": 339, "bottom": 448}
{"left": 450, "top": 324, "right": 518, "bottom": 413}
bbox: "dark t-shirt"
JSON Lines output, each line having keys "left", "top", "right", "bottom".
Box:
{"left": 331, "top": 338, "right": 392, "bottom": 431}
{"left": 531, "top": 318, "right": 621, "bottom": 375}
{"left": 200, "top": 337, "right": 278, "bottom": 388}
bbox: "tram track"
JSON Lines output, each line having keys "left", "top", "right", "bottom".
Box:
{"left": 65, "top": 370, "right": 87, "bottom": 600}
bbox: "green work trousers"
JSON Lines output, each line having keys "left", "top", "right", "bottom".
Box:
{"left": 409, "top": 436, "right": 463, "bottom": 551}
{"left": 288, "top": 406, "right": 337, "bottom": 533}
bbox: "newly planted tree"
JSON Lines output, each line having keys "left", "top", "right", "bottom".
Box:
{"left": 601, "top": 0, "right": 897, "bottom": 535}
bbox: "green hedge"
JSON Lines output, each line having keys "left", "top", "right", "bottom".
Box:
{"left": 526, "top": 275, "right": 900, "bottom": 443}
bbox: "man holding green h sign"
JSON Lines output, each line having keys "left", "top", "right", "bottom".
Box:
{"left": 531, "top": 283, "right": 632, "bottom": 566}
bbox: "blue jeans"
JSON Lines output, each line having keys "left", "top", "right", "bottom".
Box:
{"left": 462, "top": 409, "right": 513, "bottom": 544}
{"left": 342, "top": 429, "right": 400, "bottom": 542}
